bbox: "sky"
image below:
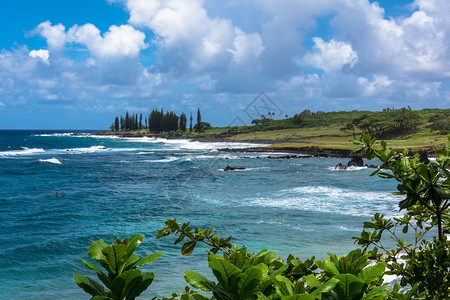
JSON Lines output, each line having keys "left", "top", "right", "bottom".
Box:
{"left": 0, "top": 0, "right": 449, "bottom": 129}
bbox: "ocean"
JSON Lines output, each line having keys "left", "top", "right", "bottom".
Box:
{"left": 0, "top": 130, "right": 402, "bottom": 299}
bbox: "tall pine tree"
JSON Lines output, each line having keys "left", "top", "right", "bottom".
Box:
{"left": 114, "top": 116, "right": 119, "bottom": 131}
{"left": 179, "top": 113, "right": 187, "bottom": 132}
{"left": 196, "top": 108, "right": 202, "bottom": 132}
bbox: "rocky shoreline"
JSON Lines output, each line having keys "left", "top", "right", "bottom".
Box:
{"left": 95, "top": 132, "right": 437, "bottom": 159}
{"left": 218, "top": 146, "right": 352, "bottom": 158}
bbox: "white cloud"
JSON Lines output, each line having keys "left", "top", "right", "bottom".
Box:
{"left": 68, "top": 24, "right": 148, "bottom": 59}
{"left": 228, "top": 28, "right": 264, "bottom": 64}
{"left": 34, "top": 21, "right": 67, "bottom": 50}
{"left": 34, "top": 21, "right": 148, "bottom": 60}
{"left": 303, "top": 37, "right": 358, "bottom": 72}
{"left": 358, "top": 75, "right": 393, "bottom": 97}
{"left": 125, "top": 0, "right": 264, "bottom": 71}
{"left": 29, "top": 49, "right": 49, "bottom": 64}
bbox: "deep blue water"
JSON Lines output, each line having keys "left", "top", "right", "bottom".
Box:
{"left": 0, "top": 130, "right": 402, "bottom": 299}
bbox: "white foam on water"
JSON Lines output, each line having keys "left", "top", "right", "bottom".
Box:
{"left": 241, "top": 186, "right": 401, "bottom": 217}
{"left": 89, "top": 135, "right": 120, "bottom": 139}
{"left": 35, "top": 133, "right": 75, "bottom": 137}
{"left": 38, "top": 158, "right": 62, "bottom": 164}
{"left": 62, "top": 145, "right": 110, "bottom": 154}
{"left": 194, "top": 154, "right": 244, "bottom": 160}
{"left": 121, "top": 137, "right": 267, "bottom": 150}
{"left": 0, "top": 148, "right": 45, "bottom": 156}
{"left": 146, "top": 157, "right": 179, "bottom": 163}
{"left": 328, "top": 166, "right": 372, "bottom": 171}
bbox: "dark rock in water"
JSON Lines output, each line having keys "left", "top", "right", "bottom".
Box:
{"left": 366, "top": 164, "right": 377, "bottom": 169}
{"left": 418, "top": 151, "right": 430, "bottom": 164}
{"left": 224, "top": 165, "right": 246, "bottom": 171}
{"left": 266, "top": 155, "right": 313, "bottom": 159}
{"left": 335, "top": 163, "right": 347, "bottom": 170}
{"left": 347, "top": 156, "right": 364, "bottom": 167}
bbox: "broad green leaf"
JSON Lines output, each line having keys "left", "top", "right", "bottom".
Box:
{"left": 110, "top": 269, "right": 142, "bottom": 299}
{"left": 310, "top": 277, "right": 339, "bottom": 298}
{"left": 188, "top": 294, "right": 211, "bottom": 300}
{"left": 361, "top": 285, "right": 387, "bottom": 300}
{"left": 88, "top": 240, "right": 108, "bottom": 262}
{"left": 236, "top": 266, "right": 264, "bottom": 299}
{"left": 126, "top": 271, "right": 155, "bottom": 300}
{"left": 274, "top": 275, "right": 293, "bottom": 296}
{"left": 269, "top": 263, "right": 289, "bottom": 279}
{"left": 134, "top": 252, "right": 164, "bottom": 267}
{"left": 91, "top": 297, "right": 113, "bottom": 300}
{"left": 433, "top": 186, "right": 450, "bottom": 199}
{"left": 73, "top": 274, "right": 108, "bottom": 297}
{"left": 350, "top": 148, "right": 365, "bottom": 156}
{"left": 126, "top": 234, "right": 144, "bottom": 255}
{"left": 359, "top": 263, "right": 385, "bottom": 284}
{"left": 229, "top": 251, "right": 245, "bottom": 269}
{"left": 338, "top": 256, "right": 351, "bottom": 274}
{"left": 333, "top": 274, "right": 365, "bottom": 300}
{"left": 256, "top": 291, "right": 271, "bottom": 300}
{"left": 181, "top": 240, "right": 197, "bottom": 256}
{"left": 77, "top": 257, "right": 111, "bottom": 288}
{"left": 122, "top": 254, "right": 140, "bottom": 272}
{"left": 316, "top": 258, "right": 339, "bottom": 277}
{"left": 304, "top": 274, "right": 321, "bottom": 288}
{"left": 102, "top": 244, "right": 128, "bottom": 276}
{"left": 377, "top": 172, "right": 395, "bottom": 179}
{"left": 281, "top": 294, "right": 315, "bottom": 300}
{"left": 209, "top": 256, "right": 241, "bottom": 291}
{"left": 253, "top": 263, "right": 269, "bottom": 283}
{"left": 184, "top": 270, "right": 212, "bottom": 291}
{"left": 349, "top": 255, "right": 368, "bottom": 275}
{"left": 311, "top": 278, "right": 339, "bottom": 297}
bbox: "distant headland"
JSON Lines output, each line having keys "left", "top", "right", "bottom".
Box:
{"left": 99, "top": 107, "right": 450, "bottom": 157}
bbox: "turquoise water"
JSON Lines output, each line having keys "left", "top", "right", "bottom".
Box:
{"left": 0, "top": 130, "right": 401, "bottom": 299}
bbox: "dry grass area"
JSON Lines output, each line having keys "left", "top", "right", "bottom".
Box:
{"left": 225, "top": 125, "right": 449, "bottom": 152}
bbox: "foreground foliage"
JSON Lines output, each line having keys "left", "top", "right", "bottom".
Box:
{"left": 73, "top": 235, "right": 163, "bottom": 300}
{"left": 75, "top": 136, "right": 449, "bottom": 299}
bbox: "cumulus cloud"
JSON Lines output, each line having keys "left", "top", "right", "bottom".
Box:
{"left": 29, "top": 49, "right": 49, "bottom": 64}
{"left": 125, "top": 0, "right": 264, "bottom": 72}
{"left": 68, "top": 24, "right": 148, "bottom": 59}
{"left": 303, "top": 38, "right": 358, "bottom": 73}
{"left": 34, "top": 21, "right": 67, "bottom": 50}
{"left": 34, "top": 21, "right": 148, "bottom": 60}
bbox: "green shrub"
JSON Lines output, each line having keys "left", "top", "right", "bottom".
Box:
{"left": 73, "top": 235, "right": 163, "bottom": 300}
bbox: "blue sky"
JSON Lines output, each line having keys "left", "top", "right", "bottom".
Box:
{"left": 0, "top": 0, "right": 449, "bottom": 129}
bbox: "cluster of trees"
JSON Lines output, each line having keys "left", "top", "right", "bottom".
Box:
{"left": 292, "top": 109, "right": 325, "bottom": 124}
{"left": 148, "top": 109, "right": 182, "bottom": 133}
{"left": 113, "top": 112, "right": 144, "bottom": 132}
{"left": 339, "top": 107, "right": 421, "bottom": 139}
{"left": 430, "top": 113, "right": 450, "bottom": 134}
{"left": 110, "top": 108, "right": 207, "bottom": 134}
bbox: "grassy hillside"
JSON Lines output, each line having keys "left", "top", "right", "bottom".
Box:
{"left": 102, "top": 108, "right": 449, "bottom": 152}
{"left": 203, "top": 108, "right": 450, "bottom": 152}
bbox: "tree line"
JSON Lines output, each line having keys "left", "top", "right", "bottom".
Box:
{"left": 343, "top": 107, "right": 420, "bottom": 138}
{"left": 110, "top": 108, "right": 206, "bottom": 133}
